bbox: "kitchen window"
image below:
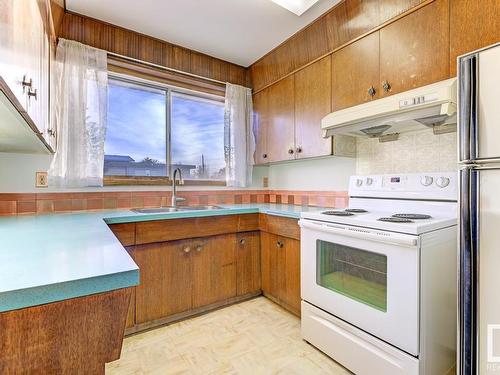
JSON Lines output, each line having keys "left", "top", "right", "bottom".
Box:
{"left": 104, "top": 74, "right": 225, "bottom": 185}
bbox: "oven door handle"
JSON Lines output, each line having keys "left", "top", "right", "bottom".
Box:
{"left": 299, "top": 220, "right": 419, "bottom": 247}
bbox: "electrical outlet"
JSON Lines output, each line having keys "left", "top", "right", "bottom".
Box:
{"left": 36, "top": 172, "right": 48, "bottom": 188}
{"left": 263, "top": 176, "right": 269, "bottom": 188}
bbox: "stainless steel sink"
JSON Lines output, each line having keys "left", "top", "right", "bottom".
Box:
{"left": 131, "top": 205, "right": 223, "bottom": 214}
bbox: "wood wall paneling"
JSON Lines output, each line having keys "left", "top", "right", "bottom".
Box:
{"left": 379, "top": 0, "right": 450, "bottom": 96}
{"left": 59, "top": 12, "right": 249, "bottom": 87}
{"left": 0, "top": 288, "right": 131, "bottom": 374}
{"left": 450, "top": 0, "right": 500, "bottom": 76}
{"left": 250, "top": 0, "right": 428, "bottom": 92}
{"left": 294, "top": 55, "right": 333, "bottom": 158}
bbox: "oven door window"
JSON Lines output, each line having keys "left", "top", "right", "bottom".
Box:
{"left": 316, "top": 240, "right": 387, "bottom": 312}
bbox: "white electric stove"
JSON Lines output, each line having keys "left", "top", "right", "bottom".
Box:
{"left": 299, "top": 172, "right": 458, "bottom": 375}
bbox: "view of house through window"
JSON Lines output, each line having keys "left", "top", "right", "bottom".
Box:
{"left": 104, "top": 75, "right": 225, "bottom": 182}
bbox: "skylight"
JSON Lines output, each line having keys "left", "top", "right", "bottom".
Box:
{"left": 271, "top": 0, "right": 320, "bottom": 16}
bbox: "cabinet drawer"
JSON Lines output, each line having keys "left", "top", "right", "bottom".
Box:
{"left": 259, "top": 214, "right": 300, "bottom": 240}
{"left": 136, "top": 215, "right": 245, "bottom": 244}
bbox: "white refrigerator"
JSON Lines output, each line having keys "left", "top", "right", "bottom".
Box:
{"left": 458, "top": 42, "right": 500, "bottom": 375}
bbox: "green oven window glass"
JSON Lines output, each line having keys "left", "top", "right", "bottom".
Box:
{"left": 316, "top": 240, "right": 387, "bottom": 312}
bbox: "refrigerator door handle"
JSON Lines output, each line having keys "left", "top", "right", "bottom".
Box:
{"left": 458, "top": 54, "right": 478, "bottom": 162}
{"left": 459, "top": 166, "right": 479, "bottom": 375}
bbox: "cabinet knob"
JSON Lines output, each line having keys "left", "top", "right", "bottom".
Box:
{"left": 382, "top": 81, "right": 391, "bottom": 92}
{"left": 367, "top": 86, "right": 376, "bottom": 97}
{"left": 21, "top": 75, "right": 32, "bottom": 93}
{"left": 296, "top": 146, "right": 302, "bottom": 154}
{"left": 196, "top": 245, "right": 203, "bottom": 252}
{"left": 183, "top": 246, "right": 191, "bottom": 253}
{"left": 239, "top": 238, "right": 246, "bottom": 245}
{"left": 262, "top": 153, "right": 268, "bottom": 159}
{"left": 288, "top": 148, "right": 294, "bottom": 155}
{"left": 27, "top": 88, "right": 37, "bottom": 101}
{"left": 276, "top": 240, "right": 284, "bottom": 248}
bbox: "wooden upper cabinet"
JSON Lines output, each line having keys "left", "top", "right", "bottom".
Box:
{"left": 294, "top": 56, "right": 333, "bottom": 159}
{"left": 236, "top": 231, "right": 261, "bottom": 296}
{"left": 450, "top": 0, "right": 500, "bottom": 76}
{"left": 134, "top": 239, "right": 193, "bottom": 324}
{"left": 192, "top": 234, "right": 237, "bottom": 308}
{"left": 379, "top": 0, "right": 450, "bottom": 96}
{"left": 331, "top": 31, "right": 380, "bottom": 111}
{"left": 267, "top": 75, "right": 295, "bottom": 163}
{"left": 253, "top": 90, "right": 269, "bottom": 164}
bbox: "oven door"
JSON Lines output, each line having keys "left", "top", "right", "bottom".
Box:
{"left": 300, "top": 219, "right": 420, "bottom": 356}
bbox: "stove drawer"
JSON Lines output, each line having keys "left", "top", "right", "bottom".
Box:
{"left": 301, "top": 301, "right": 419, "bottom": 375}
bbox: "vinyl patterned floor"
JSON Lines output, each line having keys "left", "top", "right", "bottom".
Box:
{"left": 106, "top": 297, "right": 351, "bottom": 374}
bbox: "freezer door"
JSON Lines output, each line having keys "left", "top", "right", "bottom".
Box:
{"left": 459, "top": 44, "right": 500, "bottom": 162}
{"left": 461, "top": 166, "right": 500, "bottom": 374}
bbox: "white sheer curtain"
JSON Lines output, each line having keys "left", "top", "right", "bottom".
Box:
{"left": 224, "top": 83, "right": 255, "bottom": 187}
{"left": 49, "top": 39, "right": 108, "bottom": 188}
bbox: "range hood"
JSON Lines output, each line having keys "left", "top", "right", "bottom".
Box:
{"left": 322, "top": 78, "right": 457, "bottom": 139}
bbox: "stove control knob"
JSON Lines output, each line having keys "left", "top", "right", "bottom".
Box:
{"left": 366, "top": 178, "right": 373, "bottom": 186}
{"left": 356, "top": 179, "right": 363, "bottom": 187}
{"left": 420, "top": 176, "right": 433, "bottom": 186}
{"left": 436, "top": 177, "right": 450, "bottom": 188}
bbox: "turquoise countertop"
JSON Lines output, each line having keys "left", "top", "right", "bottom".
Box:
{"left": 0, "top": 204, "right": 323, "bottom": 312}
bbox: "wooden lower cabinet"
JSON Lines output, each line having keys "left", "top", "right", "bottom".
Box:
{"left": 261, "top": 231, "right": 301, "bottom": 316}
{"left": 125, "top": 246, "right": 136, "bottom": 329}
{"left": 134, "top": 239, "right": 193, "bottom": 325}
{"left": 192, "top": 234, "right": 237, "bottom": 308}
{"left": 236, "top": 231, "right": 261, "bottom": 296}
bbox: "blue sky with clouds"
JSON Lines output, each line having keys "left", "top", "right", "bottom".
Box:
{"left": 105, "top": 80, "right": 225, "bottom": 176}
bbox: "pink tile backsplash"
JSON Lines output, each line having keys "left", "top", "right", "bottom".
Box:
{"left": 0, "top": 189, "right": 348, "bottom": 216}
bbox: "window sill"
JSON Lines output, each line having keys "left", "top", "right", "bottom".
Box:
{"left": 103, "top": 176, "right": 226, "bottom": 187}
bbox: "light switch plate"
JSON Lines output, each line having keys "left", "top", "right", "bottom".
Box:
{"left": 36, "top": 172, "right": 48, "bottom": 188}
{"left": 263, "top": 176, "right": 269, "bottom": 188}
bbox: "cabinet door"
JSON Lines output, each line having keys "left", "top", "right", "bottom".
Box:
{"left": 331, "top": 31, "right": 380, "bottom": 111}
{"left": 281, "top": 237, "right": 301, "bottom": 316}
{"left": 192, "top": 234, "right": 237, "bottom": 308}
{"left": 267, "top": 75, "right": 295, "bottom": 162}
{"left": 253, "top": 90, "right": 269, "bottom": 164}
{"left": 134, "top": 239, "right": 192, "bottom": 324}
{"left": 260, "top": 231, "right": 283, "bottom": 301}
{"left": 236, "top": 231, "right": 261, "bottom": 296}
{"left": 379, "top": 0, "right": 450, "bottom": 96}
{"left": 450, "top": 0, "right": 500, "bottom": 76}
{"left": 294, "top": 56, "right": 332, "bottom": 159}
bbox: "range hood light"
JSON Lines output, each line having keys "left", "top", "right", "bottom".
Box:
{"left": 360, "top": 125, "right": 392, "bottom": 138}
{"left": 415, "top": 114, "right": 449, "bottom": 127}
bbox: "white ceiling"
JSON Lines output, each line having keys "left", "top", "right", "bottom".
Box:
{"left": 65, "top": 0, "right": 341, "bottom": 67}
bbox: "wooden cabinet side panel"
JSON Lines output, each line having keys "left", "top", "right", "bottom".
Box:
{"left": 134, "top": 240, "right": 192, "bottom": 324}
{"left": 108, "top": 223, "right": 136, "bottom": 246}
{"left": 379, "top": 0, "right": 450, "bottom": 96}
{"left": 192, "top": 234, "right": 237, "bottom": 308}
{"left": 0, "top": 288, "right": 131, "bottom": 373}
{"left": 294, "top": 55, "right": 333, "bottom": 159}
{"left": 331, "top": 31, "right": 380, "bottom": 111}
{"left": 236, "top": 231, "right": 261, "bottom": 296}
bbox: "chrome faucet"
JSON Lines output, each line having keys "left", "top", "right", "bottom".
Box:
{"left": 171, "top": 168, "right": 186, "bottom": 207}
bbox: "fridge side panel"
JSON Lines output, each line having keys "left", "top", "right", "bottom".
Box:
{"left": 478, "top": 167, "right": 500, "bottom": 374}
{"left": 477, "top": 46, "right": 500, "bottom": 160}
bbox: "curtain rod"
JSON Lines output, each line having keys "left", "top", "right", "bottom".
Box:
{"left": 106, "top": 51, "right": 228, "bottom": 86}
